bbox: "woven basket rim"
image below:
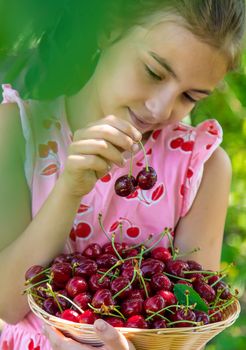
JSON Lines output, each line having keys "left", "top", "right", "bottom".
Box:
{"left": 27, "top": 293, "right": 241, "bottom": 334}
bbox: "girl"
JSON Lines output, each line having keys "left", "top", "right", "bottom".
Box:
{"left": 0, "top": 1, "right": 245, "bottom": 349}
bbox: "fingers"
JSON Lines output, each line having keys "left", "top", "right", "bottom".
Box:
{"left": 68, "top": 139, "right": 127, "bottom": 168}
{"left": 74, "top": 115, "right": 142, "bottom": 151}
{"left": 43, "top": 324, "right": 95, "bottom": 350}
{"left": 94, "top": 319, "right": 135, "bottom": 350}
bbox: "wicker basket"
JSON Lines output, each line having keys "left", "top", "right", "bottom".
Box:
{"left": 28, "top": 294, "right": 240, "bottom": 349}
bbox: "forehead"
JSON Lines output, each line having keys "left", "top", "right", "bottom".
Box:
{"left": 128, "top": 19, "right": 228, "bottom": 89}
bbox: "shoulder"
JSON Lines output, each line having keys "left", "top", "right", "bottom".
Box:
{"left": 0, "top": 102, "right": 26, "bottom": 163}
{"left": 204, "top": 146, "right": 232, "bottom": 179}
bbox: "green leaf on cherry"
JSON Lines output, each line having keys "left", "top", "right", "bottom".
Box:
{"left": 173, "top": 283, "right": 208, "bottom": 312}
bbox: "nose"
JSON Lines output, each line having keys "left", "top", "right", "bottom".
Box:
{"left": 145, "top": 88, "right": 176, "bottom": 123}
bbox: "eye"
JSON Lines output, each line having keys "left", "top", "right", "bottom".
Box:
{"left": 144, "top": 65, "right": 162, "bottom": 81}
{"left": 183, "top": 93, "right": 197, "bottom": 103}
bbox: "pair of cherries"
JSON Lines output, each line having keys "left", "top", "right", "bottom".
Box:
{"left": 114, "top": 141, "right": 157, "bottom": 197}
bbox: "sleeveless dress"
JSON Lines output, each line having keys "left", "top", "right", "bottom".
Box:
{"left": 0, "top": 84, "right": 223, "bottom": 349}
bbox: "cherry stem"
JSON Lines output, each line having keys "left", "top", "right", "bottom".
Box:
{"left": 98, "top": 270, "right": 119, "bottom": 279}
{"left": 25, "top": 267, "right": 51, "bottom": 285}
{"left": 46, "top": 284, "right": 63, "bottom": 314}
{"left": 98, "top": 213, "right": 111, "bottom": 242}
{"left": 119, "top": 223, "right": 123, "bottom": 244}
{"left": 209, "top": 298, "right": 235, "bottom": 318}
{"left": 111, "top": 307, "right": 126, "bottom": 320}
{"left": 112, "top": 233, "right": 124, "bottom": 262}
{"left": 138, "top": 271, "right": 149, "bottom": 299}
{"left": 99, "top": 261, "right": 122, "bottom": 283}
{"left": 138, "top": 140, "right": 149, "bottom": 171}
{"left": 183, "top": 270, "right": 218, "bottom": 275}
{"left": 210, "top": 274, "right": 227, "bottom": 288}
{"left": 162, "top": 272, "right": 193, "bottom": 282}
{"left": 123, "top": 234, "right": 153, "bottom": 252}
{"left": 128, "top": 151, "right": 133, "bottom": 177}
{"left": 23, "top": 278, "right": 50, "bottom": 294}
{"left": 145, "top": 304, "right": 180, "bottom": 321}
{"left": 57, "top": 293, "right": 84, "bottom": 314}
{"left": 142, "top": 228, "right": 170, "bottom": 256}
{"left": 112, "top": 269, "right": 137, "bottom": 300}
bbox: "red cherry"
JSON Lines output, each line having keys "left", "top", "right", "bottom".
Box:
{"left": 150, "top": 273, "right": 172, "bottom": 291}
{"left": 61, "top": 309, "right": 80, "bottom": 323}
{"left": 141, "top": 258, "right": 165, "bottom": 277}
{"left": 136, "top": 166, "right": 157, "bottom": 190}
{"left": 165, "top": 259, "right": 189, "bottom": 278}
{"left": 121, "top": 298, "right": 144, "bottom": 318}
{"left": 151, "top": 319, "right": 167, "bottom": 329}
{"left": 104, "top": 317, "right": 125, "bottom": 327}
{"left": 171, "top": 309, "right": 196, "bottom": 327}
{"left": 91, "top": 289, "right": 115, "bottom": 308}
{"left": 110, "top": 276, "right": 132, "bottom": 299}
{"left": 125, "top": 315, "right": 149, "bottom": 329}
{"left": 193, "top": 280, "right": 216, "bottom": 303}
{"left": 89, "top": 273, "right": 111, "bottom": 292}
{"left": 43, "top": 297, "right": 59, "bottom": 315}
{"left": 170, "top": 137, "right": 184, "bottom": 149}
{"left": 96, "top": 254, "right": 118, "bottom": 269}
{"left": 65, "top": 276, "right": 88, "bottom": 298}
{"left": 73, "top": 292, "right": 92, "bottom": 310}
{"left": 83, "top": 243, "right": 102, "bottom": 259}
{"left": 194, "top": 310, "right": 210, "bottom": 325}
{"left": 25, "top": 265, "right": 46, "bottom": 283}
{"left": 144, "top": 295, "right": 166, "bottom": 314}
{"left": 74, "top": 258, "right": 97, "bottom": 277}
{"left": 151, "top": 247, "right": 172, "bottom": 262}
{"left": 209, "top": 309, "right": 223, "bottom": 323}
{"left": 114, "top": 175, "right": 137, "bottom": 197}
{"left": 157, "top": 290, "right": 177, "bottom": 306}
{"left": 50, "top": 263, "right": 72, "bottom": 288}
{"left": 78, "top": 309, "right": 98, "bottom": 324}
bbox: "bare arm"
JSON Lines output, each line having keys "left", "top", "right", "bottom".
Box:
{"left": 0, "top": 104, "right": 82, "bottom": 324}
{"left": 0, "top": 109, "right": 140, "bottom": 324}
{"left": 174, "top": 147, "right": 232, "bottom": 271}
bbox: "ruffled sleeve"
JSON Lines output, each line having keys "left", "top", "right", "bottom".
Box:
{"left": 180, "top": 119, "right": 223, "bottom": 217}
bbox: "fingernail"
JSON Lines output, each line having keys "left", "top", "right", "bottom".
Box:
{"left": 95, "top": 319, "right": 107, "bottom": 331}
{"left": 131, "top": 143, "right": 139, "bottom": 153}
{"left": 134, "top": 131, "right": 142, "bottom": 141}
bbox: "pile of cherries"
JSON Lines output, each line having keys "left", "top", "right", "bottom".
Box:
{"left": 25, "top": 230, "right": 236, "bottom": 330}
{"left": 114, "top": 141, "right": 157, "bottom": 197}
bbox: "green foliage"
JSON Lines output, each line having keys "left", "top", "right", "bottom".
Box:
{"left": 191, "top": 52, "right": 246, "bottom": 349}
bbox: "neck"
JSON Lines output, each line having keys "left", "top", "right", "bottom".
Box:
{"left": 65, "top": 76, "right": 100, "bottom": 134}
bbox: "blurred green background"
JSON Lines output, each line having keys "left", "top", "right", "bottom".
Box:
{"left": 0, "top": 1, "right": 245, "bottom": 348}
{"left": 191, "top": 52, "right": 246, "bottom": 349}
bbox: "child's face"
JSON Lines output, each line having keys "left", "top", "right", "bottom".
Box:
{"left": 92, "top": 18, "right": 228, "bottom": 133}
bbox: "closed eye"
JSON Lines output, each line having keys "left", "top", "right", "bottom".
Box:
{"left": 183, "top": 93, "right": 197, "bottom": 103}
{"left": 144, "top": 65, "right": 162, "bottom": 81}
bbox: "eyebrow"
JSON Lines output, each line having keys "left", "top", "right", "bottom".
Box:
{"left": 148, "top": 50, "right": 212, "bottom": 96}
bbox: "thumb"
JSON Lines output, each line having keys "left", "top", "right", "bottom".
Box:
{"left": 94, "top": 319, "right": 135, "bottom": 350}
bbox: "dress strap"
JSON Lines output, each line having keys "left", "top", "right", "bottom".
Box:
{"left": 2, "top": 84, "right": 35, "bottom": 190}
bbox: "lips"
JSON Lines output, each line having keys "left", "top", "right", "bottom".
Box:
{"left": 128, "top": 108, "right": 154, "bottom": 130}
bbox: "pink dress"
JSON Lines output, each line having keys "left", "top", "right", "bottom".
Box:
{"left": 0, "top": 84, "right": 223, "bottom": 349}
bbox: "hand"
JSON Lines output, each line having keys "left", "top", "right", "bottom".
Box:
{"left": 43, "top": 319, "right": 136, "bottom": 350}
{"left": 60, "top": 115, "right": 142, "bottom": 197}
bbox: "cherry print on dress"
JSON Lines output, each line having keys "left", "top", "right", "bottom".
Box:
{"left": 43, "top": 117, "right": 61, "bottom": 130}
{"left": 119, "top": 217, "right": 141, "bottom": 239}
{"left": 28, "top": 338, "right": 41, "bottom": 350}
{"left": 125, "top": 182, "right": 165, "bottom": 206}
{"left": 39, "top": 141, "right": 60, "bottom": 176}
{"left": 70, "top": 222, "right": 93, "bottom": 241}
{"left": 100, "top": 173, "right": 112, "bottom": 182}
